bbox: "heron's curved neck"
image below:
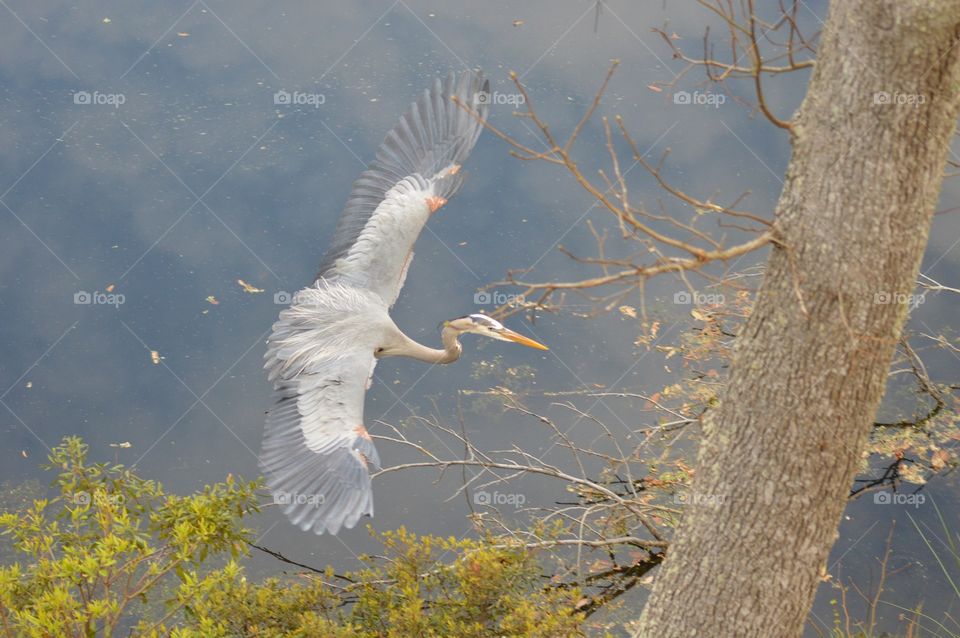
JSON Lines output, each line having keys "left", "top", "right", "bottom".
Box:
{"left": 385, "top": 326, "right": 462, "bottom": 364}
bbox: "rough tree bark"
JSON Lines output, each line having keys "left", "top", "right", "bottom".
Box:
{"left": 635, "top": 2, "right": 960, "bottom": 637}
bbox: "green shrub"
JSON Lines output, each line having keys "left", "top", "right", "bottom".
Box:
{"left": 0, "top": 438, "right": 586, "bottom": 638}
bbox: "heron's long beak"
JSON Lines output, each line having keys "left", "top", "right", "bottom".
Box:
{"left": 499, "top": 328, "right": 549, "bottom": 351}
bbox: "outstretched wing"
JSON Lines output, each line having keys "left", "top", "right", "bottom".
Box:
{"left": 263, "top": 72, "right": 489, "bottom": 535}
{"left": 316, "top": 70, "right": 490, "bottom": 306}
{"left": 261, "top": 284, "right": 387, "bottom": 535}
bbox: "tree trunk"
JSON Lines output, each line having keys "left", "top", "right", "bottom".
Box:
{"left": 635, "top": 2, "right": 960, "bottom": 636}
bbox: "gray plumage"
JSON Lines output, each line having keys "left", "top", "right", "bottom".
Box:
{"left": 262, "top": 71, "right": 491, "bottom": 535}
{"left": 316, "top": 71, "right": 489, "bottom": 286}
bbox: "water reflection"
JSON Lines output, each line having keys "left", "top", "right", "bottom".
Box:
{"left": 0, "top": 1, "right": 957, "bottom": 635}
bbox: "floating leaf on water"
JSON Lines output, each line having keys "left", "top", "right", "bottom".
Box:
{"left": 931, "top": 449, "right": 950, "bottom": 470}
{"left": 690, "top": 308, "right": 711, "bottom": 321}
{"left": 655, "top": 345, "right": 679, "bottom": 359}
{"left": 237, "top": 279, "right": 264, "bottom": 293}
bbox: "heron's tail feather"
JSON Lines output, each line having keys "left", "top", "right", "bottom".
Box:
{"left": 260, "top": 393, "right": 377, "bottom": 535}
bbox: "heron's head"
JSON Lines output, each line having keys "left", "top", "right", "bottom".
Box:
{"left": 442, "top": 314, "right": 549, "bottom": 350}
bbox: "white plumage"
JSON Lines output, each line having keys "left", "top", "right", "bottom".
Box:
{"left": 261, "top": 71, "right": 491, "bottom": 534}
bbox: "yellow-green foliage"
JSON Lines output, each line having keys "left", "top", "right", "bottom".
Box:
{"left": 0, "top": 438, "right": 586, "bottom": 637}
{"left": 175, "top": 527, "right": 586, "bottom": 638}
{"left": 0, "top": 436, "right": 259, "bottom": 637}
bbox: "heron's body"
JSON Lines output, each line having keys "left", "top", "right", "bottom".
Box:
{"left": 261, "top": 71, "right": 546, "bottom": 535}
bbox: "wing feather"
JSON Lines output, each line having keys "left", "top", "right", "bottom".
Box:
{"left": 315, "top": 71, "right": 490, "bottom": 306}
{"left": 264, "top": 70, "right": 490, "bottom": 535}
{"left": 261, "top": 283, "right": 385, "bottom": 535}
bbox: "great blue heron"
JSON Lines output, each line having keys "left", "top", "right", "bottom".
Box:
{"left": 262, "top": 71, "right": 548, "bottom": 535}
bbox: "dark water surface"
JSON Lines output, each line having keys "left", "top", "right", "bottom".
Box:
{"left": 1, "top": 1, "right": 958, "bottom": 635}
